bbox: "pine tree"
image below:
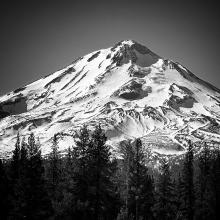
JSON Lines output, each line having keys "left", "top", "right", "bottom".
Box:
{"left": 16, "top": 138, "right": 29, "bottom": 218}
{"left": 74, "top": 125, "right": 90, "bottom": 204}
{"left": 153, "top": 159, "right": 176, "bottom": 220}
{"left": 27, "top": 133, "right": 38, "bottom": 157}
{"left": 128, "top": 139, "right": 154, "bottom": 220}
{"left": 119, "top": 140, "right": 134, "bottom": 219}
{"left": 181, "top": 140, "right": 194, "bottom": 220}
{"left": 48, "top": 145, "right": 77, "bottom": 219}
{"left": 70, "top": 125, "right": 92, "bottom": 219}
{"left": 58, "top": 147, "right": 76, "bottom": 218}
{"left": 10, "top": 133, "right": 21, "bottom": 182}
{"left": 87, "top": 125, "right": 120, "bottom": 220}
{"left": 119, "top": 139, "right": 154, "bottom": 220}
{"left": 25, "top": 133, "right": 52, "bottom": 219}
{"left": 64, "top": 146, "right": 75, "bottom": 185}
{"left": 8, "top": 133, "right": 22, "bottom": 219}
{"left": 195, "top": 143, "right": 215, "bottom": 219}
{"left": 45, "top": 134, "right": 63, "bottom": 218}
{"left": 48, "top": 134, "right": 61, "bottom": 191}
{"left": 175, "top": 173, "right": 185, "bottom": 220}
{"left": 212, "top": 149, "right": 220, "bottom": 219}
{"left": 117, "top": 206, "right": 134, "bottom": 220}
{"left": 7, "top": 136, "right": 30, "bottom": 219}
{"left": 8, "top": 134, "right": 52, "bottom": 219}
{"left": 0, "top": 158, "right": 9, "bottom": 219}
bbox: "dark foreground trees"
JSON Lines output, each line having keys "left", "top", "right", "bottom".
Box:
{"left": 118, "top": 139, "right": 154, "bottom": 220}
{"left": 180, "top": 141, "right": 195, "bottom": 220}
{"left": 0, "top": 158, "right": 9, "bottom": 219}
{"left": 153, "top": 159, "right": 176, "bottom": 220}
{"left": 7, "top": 133, "right": 52, "bottom": 219}
{"left": 1, "top": 127, "right": 220, "bottom": 220}
{"left": 73, "top": 125, "right": 120, "bottom": 220}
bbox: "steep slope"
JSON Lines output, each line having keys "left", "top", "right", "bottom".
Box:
{"left": 1, "top": 40, "right": 220, "bottom": 158}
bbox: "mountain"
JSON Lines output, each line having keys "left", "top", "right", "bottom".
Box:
{"left": 1, "top": 40, "right": 220, "bottom": 160}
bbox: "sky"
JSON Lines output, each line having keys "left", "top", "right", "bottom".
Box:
{"left": 0, "top": 0, "right": 220, "bottom": 95}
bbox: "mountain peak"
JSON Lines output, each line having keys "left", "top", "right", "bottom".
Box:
{"left": 1, "top": 40, "right": 220, "bottom": 160}
{"left": 114, "top": 39, "right": 136, "bottom": 46}
{"left": 110, "top": 40, "right": 160, "bottom": 67}
{"left": 119, "top": 39, "right": 136, "bottom": 44}
{"left": 112, "top": 39, "right": 152, "bottom": 52}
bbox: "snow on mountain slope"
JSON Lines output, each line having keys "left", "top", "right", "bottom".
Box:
{"left": 1, "top": 40, "right": 220, "bottom": 158}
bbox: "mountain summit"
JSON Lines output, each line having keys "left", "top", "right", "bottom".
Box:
{"left": 1, "top": 40, "right": 220, "bottom": 158}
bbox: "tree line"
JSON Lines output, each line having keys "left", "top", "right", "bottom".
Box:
{"left": 0, "top": 125, "right": 220, "bottom": 219}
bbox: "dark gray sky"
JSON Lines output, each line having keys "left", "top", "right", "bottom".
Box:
{"left": 0, "top": 0, "right": 219, "bottom": 95}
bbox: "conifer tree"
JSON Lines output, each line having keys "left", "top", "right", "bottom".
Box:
{"left": 10, "top": 133, "right": 21, "bottom": 182}
{"left": 25, "top": 133, "right": 52, "bottom": 219}
{"left": 119, "top": 139, "right": 154, "bottom": 220}
{"left": 8, "top": 133, "right": 22, "bottom": 218}
{"left": 175, "top": 173, "right": 185, "bottom": 220}
{"left": 153, "top": 159, "right": 176, "bottom": 220}
{"left": 74, "top": 125, "right": 90, "bottom": 205}
{"left": 46, "top": 134, "right": 63, "bottom": 218}
{"left": 59, "top": 147, "right": 76, "bottom": 218}
{"left": 117, "top": 206, "right": 134, "bottom": 220}
{"left": 0, "top": 158, "right": 9, "bottom": 219}
{"left": 64, "top": 146, "right": 74, "bottom": 185}
{"left": 69, "top": 125, "right": 92, "bottom": 219}
{"left": 195, "top": 142, "right": 215, "bottom": 219}
{"left": 181, "top": 140, "right": 194, "bottom": 220}
{"left": 128, "top": 139, "right": 154, "bottom": 220}
{"left": 87, "top": 125, "right": 119, "bottom": 220}
{"left": 212, "top": 149, "right": 220, "bottom": 219}
{"left": 48, "top": 135, "right": 61, "bottom": 196}
{"left": 7, "top": 136, "right": 30, "bottom": 219}
{"left": 15, "top": 138, "right": 29, "bottom": 219}
{"left": 119, "top": 140, "right": 134, "bottom": 219}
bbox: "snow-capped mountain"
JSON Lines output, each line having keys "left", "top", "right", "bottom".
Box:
{"left": 1, "top": 40, "right": 220, "bottom": 158}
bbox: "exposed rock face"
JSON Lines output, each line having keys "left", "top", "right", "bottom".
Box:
{"left": 1, "top": 40, "right": 220, "bottom": 162}
{"left": 0, "top": 97, "right": 27, "bottom": 118}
